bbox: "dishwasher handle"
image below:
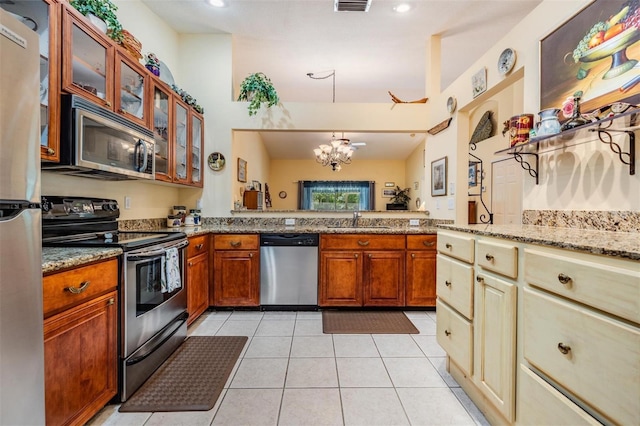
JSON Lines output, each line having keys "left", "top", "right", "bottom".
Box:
{"left": 260, "top": 233, "right": 319, "bottom": 247}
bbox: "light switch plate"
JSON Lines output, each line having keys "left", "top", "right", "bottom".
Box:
{"left": 409, "top": 219, "right": 419, "bottom": 226}
{"left": 124, "top": 196, "right": 131, "bottom": 209}
{"left": 285, "top": 218, "right": 295, "bottom": 226}
{"left": 448, "top": 198, "right": 454, "bottom": 210}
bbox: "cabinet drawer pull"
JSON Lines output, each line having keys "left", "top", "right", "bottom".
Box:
{"left": 444, "top": 329, "right": 451, "bottom": 336}
{"left": 485, "top": 253, "right": 494, "bottom": 261}
{"left": 357, "top": 240, "right": 370, "bottom": 246}
{"left": 423, "top": 241, "right": 436, "bottom": 247}
{"left": 354, "top": 254, "right": 359, "bottom": 258}
{"left": 196, "top": 243, "right": 204, "bottom": 250}
{"left": 230, "top": 241, "right": 241, "bottom": 248}
{"left": 368, "top": 253, "right": 372, "bottom": 258}
{"left": 557, "top": 273, "right": 572, "bottom": 285}
{"left": 107, "top": 298, "right": 115, "bottom": 306}
{"left": 47, "top": 147, "right": 55, "bottom": 155}
{"left": 411, "top": 253, "right": 415, "bottom": 259}
{"left": 557, "top": 342, "right": 571, "bottom": 355}
{"left": 66, "top": 281, "right": 90, "bottom": 294}
{"left": 249, "top": 253, "right": 253, "bottom": 258}
{"left": 445, "top": 243, "right": 452, "bottom": 249}
{"left": 476, "top": 276, "right": 484, "bottom": 283}
{"left": 445, "top": 280, "right": 451, "bottom": 287}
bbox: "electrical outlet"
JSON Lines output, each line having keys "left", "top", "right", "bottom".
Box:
{"left": 409, "top": 219, "right": 419, "bottom": 226}
{"left": 482, "top": 186, "right": 486, "bottom": 192}
{"left": 124, "top": 196, "right": 131, "bottom": 209}
{"left": 285, "top": 218, "right": 295, "bottom": 226}
{"left": 448, "top": 198, "right": 454, "bottom": 210}
{"left": 449, "top": 182, "right": 455, "bottom": 195}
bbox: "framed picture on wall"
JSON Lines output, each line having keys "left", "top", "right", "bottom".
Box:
{"left": 471, "top": 67, "right": 487, "bottom": 98}
{"left": 431, "top": 157, "right": 447, "bottom": 197}
{"left": 540, "top": 0, "right": 640, "bottom": 115}
{"left": 237, "top": 158, "right": 247, "bottom": 182}
{"left": 382, "top": 189, "right": 395, "bottom": 198}
{"left": 468, "top": 162, "right": 478, "bottom": 187}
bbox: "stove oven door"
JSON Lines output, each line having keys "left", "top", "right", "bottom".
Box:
{"left": 120, "top": 238, "right": 189, "bottom": 400}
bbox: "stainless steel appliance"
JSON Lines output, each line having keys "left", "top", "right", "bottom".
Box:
{"left": 41, "top": 95, "right": 155, "bottom": 180}
{"left": 0, "top": 9, "right": 45, "bottom": 425}
{"left": 260, "top": 234, "right": 319, "bottom": 309}
{"left": 41, "top": 196, "right": 188, "bottom": 401}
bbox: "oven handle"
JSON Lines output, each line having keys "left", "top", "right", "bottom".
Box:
{"left": 127, "top": 239, "right": 189, "bottom": 260}
{"left": 125, "top": 311, "right": 189, "bottom": 366}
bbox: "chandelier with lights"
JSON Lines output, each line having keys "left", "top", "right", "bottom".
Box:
{"left": 307, "top": 70, "right": 354, "bottom": 171}
{"left": 313, "top": 134, "right": 354, "bottom": 171}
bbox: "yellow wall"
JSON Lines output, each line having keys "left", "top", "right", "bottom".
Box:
{"left": 404, "top": 138, "right": 426, "bottom": 211}
{"left": 268, "top": 159, "right": 406, "bottom": 211}
{"left": 233, "top": 131, "right": 271, "bottom": 208}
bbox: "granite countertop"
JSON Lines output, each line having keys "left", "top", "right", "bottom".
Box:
{"left": 439, "top": 224, "right": 640, "bottom": 261}
{"left": 162, "top": 224, "right": 440, "bottom": 237}
{"left": 42, "top": 247, "right": 123, "bottom": 274}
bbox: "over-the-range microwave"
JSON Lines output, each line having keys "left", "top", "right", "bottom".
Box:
{"left": 42, "top": 95, "right": 155, "bottom": 180}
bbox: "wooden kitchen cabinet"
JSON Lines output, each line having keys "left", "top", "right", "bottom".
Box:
{"left": 114, "top": 51, "right": 150, "bottom": 128}
{"left": 319, "top": 234, "right": 405, "bottom": 307}
{"left": 406, "top": 235, "right": 437, "bottom": 306}
{"left": 151, "top": 80, "right": 173, "bottom": 181}
{"left": 212, "top": 234, "right": 259, "bottom": 306}
{"left": 186, "top": 235, "right": 209, "bottom": 325}
{"left": 43, "top": 258, "right": 118, "bottom": 426}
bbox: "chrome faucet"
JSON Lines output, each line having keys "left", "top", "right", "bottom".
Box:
{"left": 352, "top": 210, "right": 361, "bottom": 227}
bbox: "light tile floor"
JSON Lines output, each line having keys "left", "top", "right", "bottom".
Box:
{"left": 88, "top": 310, "right": 489, "bottom": 426}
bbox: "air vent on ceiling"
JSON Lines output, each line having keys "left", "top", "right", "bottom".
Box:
{"left": 334, "top": 0, "right": 371, "bottom": 12}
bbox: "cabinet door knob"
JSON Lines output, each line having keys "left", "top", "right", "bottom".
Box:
{"left": 249, "top": 253, "right": 253, "bottom": 258}
{"left": 119, "top": 108, "right": 127, "bottom": 114}
{"left": 368, "top": 253, "right": 372, "bottom": 258}
{"left": 230, "top": 241, "right": 241, "bottom": 248}
{"left": 557, "top": 342, "right": 571, "bottom": 355}
{"left": 445, "top": 243, "right": 452, "bottom": 249}
{"left": 66, "top": 280, "right": 90, "bottom": 294}
{"left": 485, "top": 254, "right": 494, "bottom": 261}
{"left": 354, "top": 253, "right": 359, "bottom": 258}
{"left": 411, "top": 253, "right": 415, "bottom": 259}
{"left": 476, "top": 276, "right": 484, "bottom": 283}
{"left": 105, "top": 101, "right": 112, "bottom": 107}
{"left": 47, "top": 148, "right": 55, "bottom": 155}
{"left": 557, "top": 273, "right": 572, "bottom": 285}
{"left": 196, "top": 243, "right": 204, "bottom": 250}
{"left": 357, "top": 240, "right": 370, "bottom": 246}
{"left": 107, "top": 298, "right": 115, "bottom": 306}
{"left": 188, "top": 261, "right": 193, "bottom": 267}
{"left": 444, "top": 329, "right": 451, "bottom": 336}
{"left": 423, "top": 241, "right": 436, "bottom": 247}
{"left": 445, "top": 280, "right": 451, "bottom": 287}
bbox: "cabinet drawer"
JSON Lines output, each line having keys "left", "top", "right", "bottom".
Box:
{"left": 524, "top": 247, "right": 640, "bottom": 324}
{"left": 477, "top": 239, "right": 517, "bottom": 279}
{"left": 437, "top": 231, "right": 474, "bottom": 263}
{"left": 320, "top": 234, "right": 405, "bottom": 250}
{"left": 523, "top": 287, "right": 640, "bottom": 426}
{"left": 43, "top": 259, "right": 118, "bottom": 317}
{"left": 213, "top": 234, "right": 258, "bottom": 250}
{"left": 436, "top": 254, "right": 474, "bottom": 319}
{"left": 518, "top": 365, "right": 600, "bottom": 426}
{"left": 406, "top": 235, "right": 437, "bottom": 250}
{"left": 436, "top": 299, "right": 473, "bottom": 376}
{"left": 187, "top": 234, "right": 209, "bottom": 258}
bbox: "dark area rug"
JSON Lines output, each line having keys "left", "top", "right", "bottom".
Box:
{"left": 322, "top": 311, "right": 419, "bottom": 334}
{"left": 119, "top": 336, "right": 247, "bottom": 412}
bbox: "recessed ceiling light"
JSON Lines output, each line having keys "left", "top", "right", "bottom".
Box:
{"left": 205, "top": 0, "right": 225, "bottom": 7}
{"left": 393, "top": 3, "right": 411, "bottom": 13}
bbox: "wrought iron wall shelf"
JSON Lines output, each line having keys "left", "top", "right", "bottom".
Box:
{"left": 495, "top": 109, "right": 638, "bottom": 181}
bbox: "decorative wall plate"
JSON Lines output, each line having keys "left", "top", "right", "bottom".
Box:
{"left": 278, "top": 191, "right": 287, "bottom": 199}
{"left": 446, "top": 96, "right": 457, "bottom": 114}
{"left": 207, "top": 152, "right": 225, "bottom": 171}
{"left": 497, "top": 48, "right": 516, "bottom": 76}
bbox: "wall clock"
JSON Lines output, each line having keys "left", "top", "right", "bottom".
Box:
{"left": 278, "top": 191, "right": 287, "bottom": 199}
{"left": 497, "top": 48, "right": 516, "bottom": 76}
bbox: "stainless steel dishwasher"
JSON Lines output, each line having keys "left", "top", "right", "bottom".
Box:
{"left": 260, "top": 233, "right": 319, "bottom": 309}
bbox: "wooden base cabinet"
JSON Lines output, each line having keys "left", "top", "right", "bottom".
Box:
{"left": 212, "top": 234, "right": 259, "bottom": 307}
{"left": 43, "top": 258, "right": 118, "bottom": 426}
{"left": 406, "top": 235, "right": 437, "bottom": 306}
{"left": 44, "top": 291, "right": 117, "bottom": 426}
{"left": 319, "top": 234, "right": 406, "bottom": 307}
{"left": 186, "top": 235, "right": 209, "bottom": 325}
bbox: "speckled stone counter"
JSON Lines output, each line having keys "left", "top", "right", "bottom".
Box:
{"left": 439, "top": 224, "right": 640, "bottom": 261}
{"left": 159, "top": 224, "right": 440, "bottom": 237}
{"left": 42, "top": 247, "right": 122, "bottom": 274}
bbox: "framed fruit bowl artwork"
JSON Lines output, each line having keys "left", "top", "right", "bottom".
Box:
{"left": 540, "top": 0, "right": 640, "bottom": 116}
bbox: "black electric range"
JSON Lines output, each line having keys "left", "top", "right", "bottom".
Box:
{"left": 41, "top": 196, "right": 185, "bottom": 251}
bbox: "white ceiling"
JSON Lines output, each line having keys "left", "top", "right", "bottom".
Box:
{"left": 142, "top": 0, "right": 542, "bottom": 159}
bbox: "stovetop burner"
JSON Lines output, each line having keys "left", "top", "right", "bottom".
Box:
{"left": 41, "top": 196, "right": 186, "bottom": 251}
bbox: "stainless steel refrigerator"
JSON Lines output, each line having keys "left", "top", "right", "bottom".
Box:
{"left": 0, "top": 9, "right": 45, "bottom": 425}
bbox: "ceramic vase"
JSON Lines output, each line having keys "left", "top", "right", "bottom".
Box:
{"left": 145, "top": 64, "right": 160, "bottom": 77}
{"left": 536, "top": 108, "right": 561, "bottom": 136}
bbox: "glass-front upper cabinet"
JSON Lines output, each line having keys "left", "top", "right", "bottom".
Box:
{"left": 1, "top": 0, "right": 60, "bottom": 162}
{"left": 190, "top": 112, "right": 204, "bottom": 187}
{"left": 115, "top": 52, "right": 149, "bottom": 128}
{"left": 174, "top": 99, "right": 189, "bottom": 184}
{"left": 61, "top": 4, "right": 114, "bottom": 110}
{"left": 152, "top": 82, "right": 172, "bottom": 182}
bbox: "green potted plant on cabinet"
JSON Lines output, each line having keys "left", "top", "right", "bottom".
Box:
{"left": 237, "top": 72, "right": 280, "bottom": 116}
{"left": 387, "top": 186, "right": 411, "bottom": 210}
{"left": 70, "top": 0, "right": 124, "bottom": 43}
